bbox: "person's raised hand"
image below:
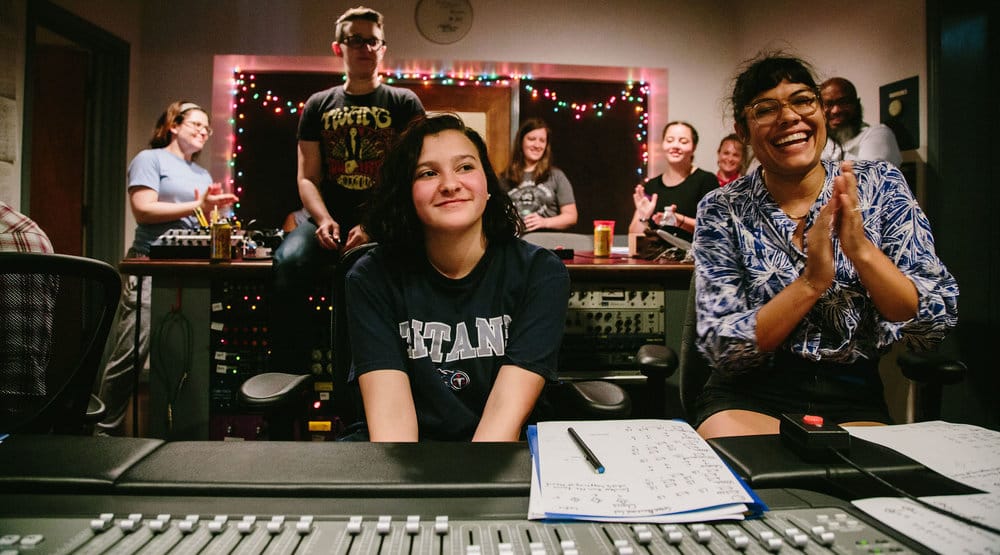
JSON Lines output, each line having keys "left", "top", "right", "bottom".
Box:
{"left": 803, "top": 196, "right": 837, "bottom": 293}
{"left": 633, "top": 184, "right": 657, "bottom": 221}
{"left": 197, "top": 183, "right": 239, "bottom": 212}
{"left": 831, "top": 161, "right": 870, "bottom": 260}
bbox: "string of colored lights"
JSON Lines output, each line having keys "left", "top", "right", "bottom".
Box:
{"left": 228, "top": 69, "right": 650, "bottom": 217}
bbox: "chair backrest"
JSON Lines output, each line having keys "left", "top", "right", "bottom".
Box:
{"left": 0, "top": 253, "right": 120, "bottom": 434}
{"left": 332, "top": 243, "right": 378, "bottom": 427}
{"left": 679, "top": 272, "right": 713, "bottom": 422}
{"left": 522, "top": 232, "right": 593, "bottom": 252}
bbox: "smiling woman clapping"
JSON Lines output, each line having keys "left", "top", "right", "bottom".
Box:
{"left": 691, "top": 55, "right": 958, "bottom": 439}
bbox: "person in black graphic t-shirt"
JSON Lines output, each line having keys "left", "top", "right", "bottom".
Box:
{"left": 347, "top": 114, "right": 569, "bottom": 441}
{"left": 271, "top": 6, "right": 424, "bottom": 372}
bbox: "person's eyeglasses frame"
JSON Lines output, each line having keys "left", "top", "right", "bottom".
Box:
{"left": 744, "top": 91, "right": 821, "bottom": 126}
{"left": 822, "top": 96, "right": 857, "bottom": 111}
{"left": 341, "top": 35, "right": 386, "bottom": 50}
{"left": 182, "top": 120, "right": 213, "bottom": 137}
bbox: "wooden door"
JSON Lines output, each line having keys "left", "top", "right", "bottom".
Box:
{"left": 29, "top": 44, "right": 89, "bottom": 256}
{"left": 395, "top": 83, "right": 511, "bottom": 172}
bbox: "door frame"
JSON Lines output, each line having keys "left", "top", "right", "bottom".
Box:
{"left": 23, "top": 0, "right": 129, "bottom": 264}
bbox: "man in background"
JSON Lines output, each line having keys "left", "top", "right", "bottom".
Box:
{"left": 270, "top": 6, "right": 424, "bottom": 372}
{"left": 821, "top": 77, "right": 903, "bottom": 167}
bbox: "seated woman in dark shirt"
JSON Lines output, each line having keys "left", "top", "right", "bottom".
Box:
{"left": 346, "top": 114, "right": 570, "bottom": 441}
{"left": 628, "top": 121, "right": 718, "bottom": 243}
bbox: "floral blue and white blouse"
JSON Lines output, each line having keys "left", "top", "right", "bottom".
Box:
{"left": 693, "top": 159, "right": 958, "bottom": 375}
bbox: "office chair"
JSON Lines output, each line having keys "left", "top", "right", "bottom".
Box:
{"left": 0, "top": 252, "right": 120, "bottom": 435}
{"left": 521, "top": 231, "right": 639, "bottom": 419}
{"left": 638, "top": 273, "right": 967, "bottom": 425}
{"left": 240, "top": 243, "right": 375, "bottom": 439}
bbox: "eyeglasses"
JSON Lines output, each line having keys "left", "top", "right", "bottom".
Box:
{"left": 183, "top": 120, "right": 213, "bottom": 136}
{"left": 341, "top": 35, "right": 385, "bottom": 49}
{"left": 745, "top": 92, "right": 819, "bottom": 125}
{"left": 823, "top": 97, "right": 857, "bottom": 110}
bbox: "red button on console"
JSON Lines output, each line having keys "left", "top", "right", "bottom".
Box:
{"left": 802, "top": 414, "right": 824, "bottom": 427}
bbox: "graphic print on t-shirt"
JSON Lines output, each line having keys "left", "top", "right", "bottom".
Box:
{"left": 321, "top": 105, "right": 394, "bottom": 191}
{"left": 399, "top": 315, "right": 512, "bottom": 391}
{"left": 438, "top": 368, "right": 471, "bottom": 391}
{"left": 509, "top": 179, "right": 558, "bottom": 218}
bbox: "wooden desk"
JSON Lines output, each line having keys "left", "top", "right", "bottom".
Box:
{"left": 121, "top": 253, "right": 691, "bottom": 280}
{"left": 122, "top": 254, "right": 692, "bottom": 439}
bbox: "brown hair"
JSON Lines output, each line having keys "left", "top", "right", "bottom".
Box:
{"left": 717, "top": 133, "right": 748, "bottom": 174}
{"left": 149, "top": 100, "right": 207, "bottom": 159}
{"left": 501, "top": 118, "right": 553, "bottom": 189}
{"left": 335, "top": 6, "right": 384, "bottom": 43}
{"left": 662, "top": 121, "right": 699, "bottom": 147}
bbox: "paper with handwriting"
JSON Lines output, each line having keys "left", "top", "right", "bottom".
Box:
{"left": 853, "top": 496, "right": 1000, "bottom": 554}
{"left": 845, "top": 421, "right": 1000, "bottom": 492}
{"left": 533, "top": 419, "right": 753, "bottom": 520}
{"left": 846, "top": 421, "right": 1000, "bottom": 552}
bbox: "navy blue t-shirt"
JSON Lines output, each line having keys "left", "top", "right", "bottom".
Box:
{"left": 346, "top": 239, "right": 569, "bottom": 440}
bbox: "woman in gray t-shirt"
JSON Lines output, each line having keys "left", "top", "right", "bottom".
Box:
{"left": 501, "top": 119, "right": 578, "bottom": 231}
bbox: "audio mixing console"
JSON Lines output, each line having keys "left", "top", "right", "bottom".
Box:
{"left": 0, "top": 503, "right": 924, "bottom": 554}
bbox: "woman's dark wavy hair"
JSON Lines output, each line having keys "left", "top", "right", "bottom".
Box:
{"left": 500, "top": 118, "right": 552, "bottom": 188}
{"left": 730, "top": 53, "right": 820, "bottom": 136}
{"left": 363, "top": 113, "right": 524, "bottom": 266}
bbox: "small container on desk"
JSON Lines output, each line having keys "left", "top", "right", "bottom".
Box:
{"left": 593, "top": 220, "right": 615, "bottom": 257}
{"left": 210, "top": 219, "right": 232, "bottom": 263}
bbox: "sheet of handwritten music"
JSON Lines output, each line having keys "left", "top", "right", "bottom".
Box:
{"left": 534, "top": 419, "right": 753, "bottom": 519}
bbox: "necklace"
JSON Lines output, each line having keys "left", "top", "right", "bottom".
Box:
{"left": 761, "top": 169, "right": 815, "bottom": 222}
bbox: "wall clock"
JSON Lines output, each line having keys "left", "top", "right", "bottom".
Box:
{"left": 415, "top": 0, "right": 473, "bottom": 45}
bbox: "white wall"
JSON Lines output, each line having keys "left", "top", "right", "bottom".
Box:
{"left": 732, "top": 0, "right": 928, "bottom": 159}
{"left": 40, "top": 0, "right": 925, "bottom": 247}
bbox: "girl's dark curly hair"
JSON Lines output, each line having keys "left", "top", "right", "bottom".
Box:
{"left": 363, "top": 113, "right": 524, "bottom": 266}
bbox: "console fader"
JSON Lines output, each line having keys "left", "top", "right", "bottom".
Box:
{"left": 0, "top": 507, "right": 923, "bottom": 554}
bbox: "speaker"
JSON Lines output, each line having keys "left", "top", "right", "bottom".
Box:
{"left": 880, "top": 76, "right": 919, "bottom": 151}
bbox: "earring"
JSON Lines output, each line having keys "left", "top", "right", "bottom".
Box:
{"left": 487, "top": 193, "right": 492, "bottom": 199}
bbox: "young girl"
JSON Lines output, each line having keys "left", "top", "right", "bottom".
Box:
{"left": 347, "top": 114, "right": 569, "bottom": 441}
